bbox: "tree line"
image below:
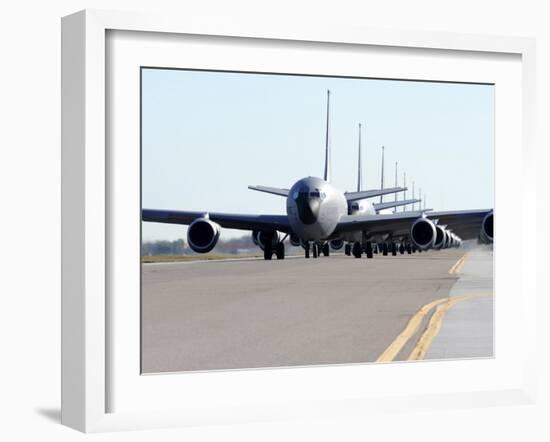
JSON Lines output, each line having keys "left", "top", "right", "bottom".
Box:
{"left": 141, "top": 235, "right": 257, "bottom": 256}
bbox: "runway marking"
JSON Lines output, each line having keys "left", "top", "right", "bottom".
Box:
{"left": 375, "top": 297, "right": 451, "bottom": 363}
{"left": 407, "top": 292, "right": 492, "bottom": 360}
{"left": 448, "top": 252, "right": 469, "bottom": 275}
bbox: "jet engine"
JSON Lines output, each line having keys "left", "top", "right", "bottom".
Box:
{"left": 289, "top": 234, "right": 301, "bottom": 247}
{"left": 410, "top": 217, "right": 437, "bottom": 250}
{"left": 480, "top": 212, "right": 494, "bottom": 244}
{"left": 187, "top": 217, "right": 221, "bottom": 253}
{"left": 450, "top": 232, "right": 461, "bottom": 248}
{"left": 443, "top": 230, "right": 451, "bottom": 248}
{"left": 330, "top": 239, "right": 344, "bottom": 250}
{"left": 254, "top": 230, "right": 281, "bottom": 250}
{"left": 433, "top": 225, "right": 447, "bottom": 250}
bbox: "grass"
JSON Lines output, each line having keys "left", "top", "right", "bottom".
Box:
{"left": 141, "top": 254, "right": 262, "bottom": 263}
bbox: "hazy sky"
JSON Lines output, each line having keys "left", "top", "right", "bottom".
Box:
{"left": 142, "top": 68, "right": 494, "bottom": 241}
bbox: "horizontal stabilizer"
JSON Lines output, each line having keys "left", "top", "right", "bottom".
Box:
{"left": 373, "top": 198, "right": 420, "bottom": 212}
{"left": 248, "top": 185, "right": 289, "bottom": 197}
{"left": 345, "top": 186, "right": 406, "bottom": 202}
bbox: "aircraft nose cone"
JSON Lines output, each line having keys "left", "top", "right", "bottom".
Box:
{"left": 296, "top": 193, "right": 320, "bottom": 225}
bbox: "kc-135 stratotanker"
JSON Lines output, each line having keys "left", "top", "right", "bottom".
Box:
{"left": 142, "top": 90, "right": 493, "bottom": 260}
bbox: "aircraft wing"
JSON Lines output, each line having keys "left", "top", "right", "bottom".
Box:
{"left": 426, "top": 209, "right": 493, "bottom": 239}
{"left": 143, "top": 209, "right": 292, "bottom": 233}
{"left": 248, "top": 185, "right": 289, "bottom": 197}
{"left": 334, "top": 211, "right": 424, "bottom": 235}
{"left": 334, "top": 209, "right": 492, "bottom": 240}
{"left": 373, "top": 198, "right": 420, "bottom": 212}
{"left": 345, "top": 186, "right": 406, "bottom": 202}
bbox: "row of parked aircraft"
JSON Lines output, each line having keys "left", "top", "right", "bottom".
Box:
{"left": 143, "top": 90, "right": 493, "bottom": 260}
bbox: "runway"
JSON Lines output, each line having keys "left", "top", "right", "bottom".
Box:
{"left": 141, "top": 247, "right": 493, "bottom": 373}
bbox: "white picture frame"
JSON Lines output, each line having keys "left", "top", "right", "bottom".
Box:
{"left": 61, "top": 9, "right": 537, "bottom": 433}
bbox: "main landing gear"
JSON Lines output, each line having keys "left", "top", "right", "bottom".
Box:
{"left": 352, "top": 241, "right": 362, "bottom": 258}
{"left": 303, "top": 242, "right": 330, "bottom": 259}
{"left": 349, "top": 241, "right": 374, "bottom": 259}
{"left": 264, "top": 242, "right": 285, "bottom": 260}
{"left": 365, "top": 241, "right": 373, "bottom": 259}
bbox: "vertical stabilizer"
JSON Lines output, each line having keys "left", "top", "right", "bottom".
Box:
{"left": 403, "top": 172, "right": 407, "bottom": 212}
{"left": 412, "top": 180, "right": 415, "bottom": 210}
{"left": 394, "top": 161, "right": 398, "bottom": 212}
{"left": 357, "top": 123, "right": 362, "bottom": 192}
{"left": 379, "top": 146, "right": 385, "bottom": 203}
{"left": 323, "top": 90, "right": 331, "bottom": 182}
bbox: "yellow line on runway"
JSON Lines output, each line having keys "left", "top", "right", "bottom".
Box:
{"left": 375, "top": 297, "right": 450, "bottom": 363}
{"left": 448, "top": 252, "right": 469, "bottom": 275}
{"left": 376, "top": 253, "right": 470, "bottom": 363}
{"left": 407, "top": 292, "right": 492, "bottom": 360}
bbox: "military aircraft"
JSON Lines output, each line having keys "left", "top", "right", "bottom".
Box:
{"left": 142, "top": 90, "right": 493, "bottom": 260}
{"left": 335, "top": 124, "right": 421, "bottom": 258}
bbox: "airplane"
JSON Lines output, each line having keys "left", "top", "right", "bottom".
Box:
{"left": 335, "top": 124, "right": 420, "bottom": 258}
{"left": 142, "top": 90, "right": 493, "bottom": 260}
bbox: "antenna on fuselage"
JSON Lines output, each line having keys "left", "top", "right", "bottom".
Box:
{"left": 323, "top": 89, "right": 331, "bottom": 182}
{"left": 357, "top": 123, "right": 362, "bottom": 192}
{"left": 380, "top": 146, "right": 385, "bottom": 204}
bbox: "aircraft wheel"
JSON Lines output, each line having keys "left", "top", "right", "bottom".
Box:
{"left": 366, "top": 241, "right": 373, "bottom": 259}
{"left": 382, "top": 243, "right": 388, "bottom": 256}
{"left": 264, "top": 244, "right": 273, "bottom": 260}
{"left": 399, "top": 244, "right": 405, "bottom": 254}
{"left": 391, "top": 242, "right": 397, "bottom": 256}
{"left": 312, "top": 244, "right": 319, "bottom": 258}
{"left": 344, "top": 243, "right": 351, "bottom": 256}
{"left": 352, "top": 242, "right": 362, "bottom": 258}
{"left": 275, "top": 242, "right": 285, "bottom": 260}
{"left": 304, "top": 243, "right": 310, "bottom": 259}
{"left": 322, "top": 243, "right": 330, "bottom": 257}
{"left": 406, "top": 243, "right": 412, "bottom": 254}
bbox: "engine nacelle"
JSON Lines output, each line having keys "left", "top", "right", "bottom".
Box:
{"left": 251, "top": 230, "right": 259, "bottom": 246}
{"left": 330, "top": 239, "right": 344, "bottom": 250}
{"left": 444, "top": 230, "right": 452, "bottom": 248}
{"left": 433, "top": 225, "right": 447, "bottom": 250}
{"left": 450, "top": 232, "right": 461, "bottom": 248}
{"left": 255, "top": 230, "right": 280, "bottom": 250}
{"left": 289, "top": 233, "right": 301, "bottom": 247}
{"left": 410, "top": 217, "right": 437, "bottom": 250}
{"left": 480, "top": 212, "right": 493, "bottom": 244}
{"left": 187, "top": 218, "right": 221, "bottom": 253}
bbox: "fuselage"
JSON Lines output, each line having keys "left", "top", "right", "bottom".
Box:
{"left": 341, "top": 198, "right": 376, "bottom": 242}
{"left": 286, "top": 176, "right": 348, "bottom": 241}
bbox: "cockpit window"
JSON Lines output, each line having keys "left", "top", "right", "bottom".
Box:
{"left": 351, "top": 202, "right": 359, "bottom": 210}
{"left": 309, "top": 191, "right": 326, "bottom": 199}
{"left": 293, "top": 189, "right": 326, "bottom": 200}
